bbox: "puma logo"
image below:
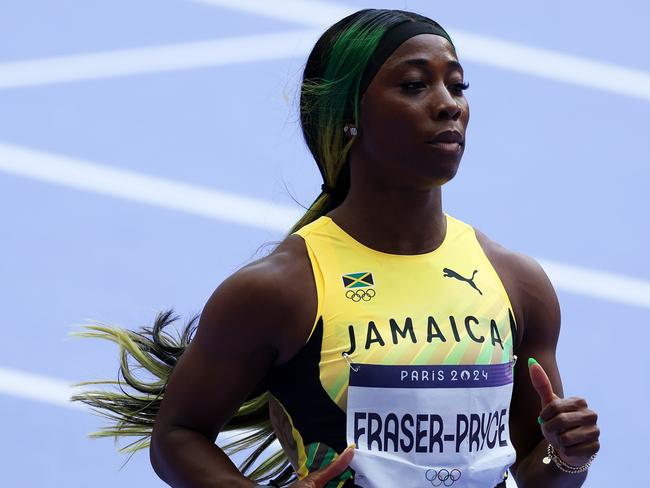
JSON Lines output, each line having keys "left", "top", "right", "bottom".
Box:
{"left": 443, "top": 267, "right": 483, "bottom": 295}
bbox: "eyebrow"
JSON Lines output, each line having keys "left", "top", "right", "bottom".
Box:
{"left": 400, "top": 58, "right": 464, "bottom": 74}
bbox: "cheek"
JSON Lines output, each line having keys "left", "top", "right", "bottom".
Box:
{"left": 361, "top": 99, "right": 424, "bottom": 142}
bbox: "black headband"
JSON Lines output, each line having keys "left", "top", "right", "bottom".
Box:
{"left": 359, "top": 20, "right": 455, "bottom": 95}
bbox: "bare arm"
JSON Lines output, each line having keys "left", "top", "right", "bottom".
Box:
{"left": 476, "top": 232, "right": 600, "bottom": 488}
{"left": 149, "top": 237, "right": 354, "bottom": 488}
{"left": 509, "top": 256, "right": 599, "bottom": 487}
{"left": 149, "top": 257, "right": 285, "bottom": 488}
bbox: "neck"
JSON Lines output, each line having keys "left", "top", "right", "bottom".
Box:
{"left": 327, "top": 163, "right": 446, "bottom": 255}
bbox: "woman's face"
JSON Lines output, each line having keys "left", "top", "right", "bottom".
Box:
{"left": 354, "top": 34, "right": 470, "bottom": 189}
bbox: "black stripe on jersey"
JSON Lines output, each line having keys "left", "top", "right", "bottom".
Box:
{"left": 269, "top": 317, "right": 347, "bottom": 453}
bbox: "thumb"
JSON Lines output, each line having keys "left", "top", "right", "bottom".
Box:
{"left": 307, "top": 444, "right": 355, "bottom": 486}
{"left": 528, "top": 357, "right": 558, "bottom": 407}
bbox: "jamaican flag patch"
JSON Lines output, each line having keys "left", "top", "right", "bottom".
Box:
{"left": 342, "top": 271, "right": 374, "bottom": 289}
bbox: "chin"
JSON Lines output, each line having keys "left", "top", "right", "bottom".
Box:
{"left": 424, "top": 158, "right": 461, "bottom": 186}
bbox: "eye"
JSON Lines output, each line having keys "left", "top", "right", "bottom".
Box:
{"left": 451, "top": 81, "right": 470, "bottom": 94}
{"left": 401, "top": 80, "right": 427, "bottom": 91}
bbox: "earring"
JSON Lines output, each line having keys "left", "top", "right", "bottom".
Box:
{"left": 343, "top": 125, "right": 358, "bottom": 136}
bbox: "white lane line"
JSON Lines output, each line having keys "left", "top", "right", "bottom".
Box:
{"left": 196, "top": 0, "right": 650, "bottom": 102}
{"left": 0, "top": 366, "right": 83, "bottom": 409}
{"left": 0, "top": 141, "right": 648, "bottom": 309}
{"left": 0, "top": 30, "right": 319, "bottom": 90}
{"left": 191, "top": 0, "right": 353, "bottom": 27}
{"left": 0, "top": 365, "right": 272, "bottom": 448}
{"left": 453, "top": 30, "right": 650, "bottom": 101}
{"left": 0, "top": 364, "right": 283, "bottom": 457}
{"left": 0, "top": 4, "right": 647, "bottom": 103}
{"left": 0, "top": 142, "right": 301, "bottom": 231}
{"left": 538, "top": 259, "right": 650, "bottom": 309}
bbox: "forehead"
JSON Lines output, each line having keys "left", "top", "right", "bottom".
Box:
{"left": 379, "top": 34, "right": 460, "bottom": 73}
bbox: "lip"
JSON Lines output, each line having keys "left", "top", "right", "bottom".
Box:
{"left": 427, "top": 141, "right": 463, "bottom": 153}
{"left": 428, "top": 130, "right": 464, "bottom": 145}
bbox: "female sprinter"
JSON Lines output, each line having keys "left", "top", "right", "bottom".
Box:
{"left": 73, "top": 8, "right": 600, "bottom": 488}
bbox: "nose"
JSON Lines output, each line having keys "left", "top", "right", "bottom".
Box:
{"left": 430, "top": 85, "right": 462, "bottom": 121}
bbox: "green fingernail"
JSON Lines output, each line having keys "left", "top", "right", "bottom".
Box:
{"left": 537, "top": 416, "right": 544, "bottom": 425}
{"left": 528, "top": 357, "right": 539, "bottom": 368}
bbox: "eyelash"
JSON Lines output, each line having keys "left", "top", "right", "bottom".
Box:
{"left": 401, "top": 81, "right": 470, "bottom": 93}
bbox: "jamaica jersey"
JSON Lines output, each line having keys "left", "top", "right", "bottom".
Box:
{"left": 268, "top": 214, "right": 517, "bottom": 488}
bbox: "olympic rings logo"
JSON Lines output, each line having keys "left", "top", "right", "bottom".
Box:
{"left": 345, "top": 288, "right": 376, "bottom": 302}
{"left": 424, "top": 468, "right": 462, "bottom": 487}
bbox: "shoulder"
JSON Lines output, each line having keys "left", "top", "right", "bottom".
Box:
{"left": 472, "top": 227, "right": 560, "bottom": 343}
{"left": 198, "top": 233, "right": 317, "bottom": 364}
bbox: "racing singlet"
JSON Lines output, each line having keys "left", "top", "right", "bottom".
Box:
{"left": 268, "top": 214, "right": 518, "bottom": 488}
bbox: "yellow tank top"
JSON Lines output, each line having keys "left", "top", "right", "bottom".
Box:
{"left": 268, "top": 214, "right": 517, "bottom": 488}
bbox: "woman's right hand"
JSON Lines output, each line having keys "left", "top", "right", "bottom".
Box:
{"left": 288, "top": 445, "right": 355, "bottom": 487}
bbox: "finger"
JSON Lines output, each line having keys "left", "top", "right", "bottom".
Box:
{"left": 528, "top": 357, "right": 558, "bottom": 407}
{"left": 555, "top": 424, "right": 601, "bottom": 448}
{"left": 544, "top": 419, "right": 600, "bottom": 450}
{"left": 542, "top": 407, "right": 597, "bottom": 435}
{"left": 308, "top": 444, "right": 355, "bottom": 486}
{"left": 540, "top": 397, "right": 588, "bottom": 422}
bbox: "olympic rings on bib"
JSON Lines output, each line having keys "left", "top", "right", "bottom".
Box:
{"left": 345, "top": 288, "right": 376, "bottom": 302}
{"left": 425, "top": 468, "right": 462, "bottom": 487}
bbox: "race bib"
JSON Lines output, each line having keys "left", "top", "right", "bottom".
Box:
{"left": 346, "top": 363, "right": 516, "bottom": 488}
